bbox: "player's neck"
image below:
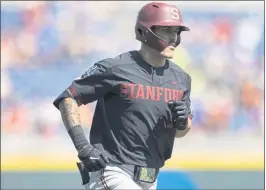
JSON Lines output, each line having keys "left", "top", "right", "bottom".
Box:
{"left": 138, "top": 44, "right": 166, "bottom": 68}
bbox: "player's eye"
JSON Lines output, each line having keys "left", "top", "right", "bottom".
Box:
{"left": 163, "top": 27, "right": 181, "bottom": 34}
{"left": 160, "top": 27, "right": 172, "bottom": 33}
{"left": 161, "top": 27, "right": 169, "bottom": 31}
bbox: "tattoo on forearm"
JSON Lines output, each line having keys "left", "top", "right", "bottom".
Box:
{"left": 59, "top": 98, "right": 81, "bottom": 131}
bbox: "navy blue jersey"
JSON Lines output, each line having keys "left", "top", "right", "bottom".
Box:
{"left": 53, "top": 51, "right": 192, "bottom": 168}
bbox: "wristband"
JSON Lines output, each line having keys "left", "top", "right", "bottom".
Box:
{"left": 173, "top": 120, "right": 188, "bottom": 130}
{"left": 68, "top": 125, "right": 90, "bottom": 151}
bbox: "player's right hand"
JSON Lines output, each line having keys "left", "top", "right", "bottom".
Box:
{"left": 78, "top": 145, "right": 110, "bottom": 172}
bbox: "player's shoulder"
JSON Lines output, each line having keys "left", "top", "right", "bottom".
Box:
{"left": 94, "top": 51, "right": 135, "bottom": 69}
{"left": 168, "top": 59, "right": 191, "bottom": 81}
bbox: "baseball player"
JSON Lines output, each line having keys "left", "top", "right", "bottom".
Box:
{"left": 53, "top": 2, "right": 193, "bottom": 190}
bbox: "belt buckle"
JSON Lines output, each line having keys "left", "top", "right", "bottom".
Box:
{"left": 134, "top": 166, "right": 158, "bottom": 183}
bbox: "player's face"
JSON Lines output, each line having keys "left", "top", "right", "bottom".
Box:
{"left": 152, "top": 26, "right": 181, "bottom": 58}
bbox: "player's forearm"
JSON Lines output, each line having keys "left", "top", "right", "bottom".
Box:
{"left": 59, "top": 97, "right": 81, "bottom": 131}
{"left": 59, "top": 98, "right": 89, "bottom": 151}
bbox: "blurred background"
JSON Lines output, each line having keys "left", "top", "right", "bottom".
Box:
{"left": 1, "top": 1, "right": 264, "bottom": 189}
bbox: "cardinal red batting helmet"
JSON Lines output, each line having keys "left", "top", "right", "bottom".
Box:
{"left": 135, "top": 2, "right": 190, "bottom": 52}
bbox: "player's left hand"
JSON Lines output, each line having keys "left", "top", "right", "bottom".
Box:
{"left": 167, "top": 100, "right": 189, "bottom": 130}
{"left": 78, "top": 145, "right": 109, "bottom": 172}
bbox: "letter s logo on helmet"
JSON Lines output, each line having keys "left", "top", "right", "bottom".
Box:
{"left": 135, "top": 2, "right": 190, "bottom": 52}
{"left": 171, "top": 8, "right": 180, "bottom": 20}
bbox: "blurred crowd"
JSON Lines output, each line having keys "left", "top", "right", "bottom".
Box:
{"left": 1, "top": 1, "right": 264, "bottom": 141}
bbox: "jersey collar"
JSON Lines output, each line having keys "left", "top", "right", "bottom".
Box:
{"left": 129, "top": 50, "right": 169, "bottom": 74}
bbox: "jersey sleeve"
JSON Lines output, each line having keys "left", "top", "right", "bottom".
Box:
{"left": 53, "top": 59, "right": 115, "bottom": 109}
{"left": 183, "top": 74, "right": 193, "bottom": 119}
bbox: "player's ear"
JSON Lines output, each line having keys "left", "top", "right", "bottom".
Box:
{"left": 137, "top": 28, "right": 145, "bottom": 37}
